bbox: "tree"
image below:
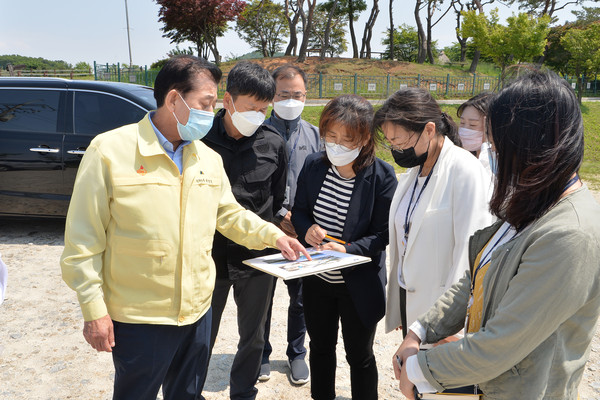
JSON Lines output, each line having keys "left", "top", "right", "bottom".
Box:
{"left": 506, "top": 0, "right": 598, "bottom": 18}
{"left": 561, "top": 23, "right": 600, "bottom": 102}
{"left": 461, "top": 9, "right": 550, "bottom": 80}
{"left": 297, "top": 0, "right": 317, "bottom": 62}
{"left": 414, "top": 0, "right": 427, "bottom": 63}
{"left": 425, "top": 0, "right": 454, "bottom": 64}
{"left": 388, "top": 0, "right": 395, "bottom": 60}
{"left": 382, "top": 24, "right": 419, "bottom": 61}
{"left": 236, "top": 0, "right": 289, "bottom": 57}
{"left": 332, "top": 0, "right": 367, "bottom": 58}
{"left": 75, "top": 62, "right": 92, "bottom": 72}
{"left": 283, "top": 0, "right": 305, "bottom": 56}
{"left": 156, "top": 0, "right": 245, "bottom": 65}
{"left": 360, "top": 0, "right": 380, "bottom": 58}
{"left": 308, "top": 3, "right": 349, "bottom": 57}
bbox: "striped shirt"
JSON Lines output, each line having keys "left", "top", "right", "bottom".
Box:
{"left": 313, "top": 167, "right": 355, "bottom": 283}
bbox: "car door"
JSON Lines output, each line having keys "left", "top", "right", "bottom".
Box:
{"left": 0, "top": 86, "right": 68, "bottom": 217}
{"left": 63, "top": 89, "right": 149, "bottom": 196}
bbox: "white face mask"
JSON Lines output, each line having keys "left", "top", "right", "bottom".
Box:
{"left": 458, "top": 127, "right": 484, "bottom": 152}
{"left": 325, "top": 142, "right": 361, "bottom": 166}
{"left": 273, "top": 99, "right": 305, "bottom": 121}
{"left": 228, "top": 100, "right": 265, "bottom": 137}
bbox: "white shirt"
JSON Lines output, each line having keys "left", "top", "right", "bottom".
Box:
{"left": 0, "top": 253, "right": 7, "bottom": 305}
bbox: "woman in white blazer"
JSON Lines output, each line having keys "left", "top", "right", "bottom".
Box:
{"left": 373, "top": 87, "right": 494, "bottom": 339}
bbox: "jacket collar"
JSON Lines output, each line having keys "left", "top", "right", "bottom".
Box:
{"left": 267, "top": 111, "right": 301, "bottom": 140}
{"left": 138, "top": 113, "right": 168, "bottom": 157}
{"left": 403, "top": 136, "right": 453, "bottom": 254}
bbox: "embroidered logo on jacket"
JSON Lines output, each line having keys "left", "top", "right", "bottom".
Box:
{"left": 136, "top": 165, "right": 147, "bottom": 175}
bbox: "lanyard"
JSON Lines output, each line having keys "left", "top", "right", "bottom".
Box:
{"left": 403, "top": 163, "right": 436, "bottom": 242}
{"left": 564, "top": 173, "right": 579, "bottom": 192}
{"left": 471, "top": 225, "right": 514, "bottom": 291}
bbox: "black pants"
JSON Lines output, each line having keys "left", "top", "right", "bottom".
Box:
{"left": 208, "top": 273, "right": 275, "bottom": 400}
{"left": 111, "top": 311, "right": 211, "bottom": 400}
{"left": 262, "top": 277, "right": 307, "bottom": 363}
{"left": 303, "top": 275, "right": 378, "bottom": 400}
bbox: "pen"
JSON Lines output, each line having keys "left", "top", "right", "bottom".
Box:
{"left": 324, "top": 235, "right": 347, "bottom": 245}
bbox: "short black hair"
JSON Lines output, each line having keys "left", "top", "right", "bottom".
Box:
{"left": 226, "top": 61, "right": 275, "bottom": 102}
{"left": 154, "top": 55, "right": 222, "bottom": 107}
{"left": 272, "top": 64, "right": 308, "bottom": 86}
{"left": 488, "top": 70, "right": 584, "bottom": 230}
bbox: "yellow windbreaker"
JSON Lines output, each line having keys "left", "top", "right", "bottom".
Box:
{"left": 61, "top": 114, "right": 284, "bottom": 325}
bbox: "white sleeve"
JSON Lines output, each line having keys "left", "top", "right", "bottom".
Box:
{"left": 407, "top": 355, "right": 438, "bottom": 393}
{"left": 408, "top": 320, "right": 427, "bottom": 342}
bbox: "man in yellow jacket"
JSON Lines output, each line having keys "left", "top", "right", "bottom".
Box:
{"left": 60, "top": 55, "right": 308, "bottom": 400}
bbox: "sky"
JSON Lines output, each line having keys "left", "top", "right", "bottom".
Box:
{"left": 0, "top": 0, "right": 586, "bottom": 68}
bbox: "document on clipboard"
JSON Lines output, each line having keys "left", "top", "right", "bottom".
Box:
{"left": 243, "top": 249, "right": 370, "bottom": 280}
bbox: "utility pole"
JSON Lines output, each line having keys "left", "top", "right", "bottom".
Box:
{"left": 125, "top": 0, "right": 133, "bottom": 69}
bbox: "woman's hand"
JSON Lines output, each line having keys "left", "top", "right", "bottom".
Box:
{"left": 392, "top": 330, "right": 421, "bottom": 398}
{"left": 305, "top": 224, "right": 327, "bottom": 248}
{"left": 321, "top": 242, "right": 346, "bottom": 253}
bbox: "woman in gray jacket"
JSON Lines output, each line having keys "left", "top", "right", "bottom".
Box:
{"left": 394, "top": 71, "right": 600, "bottom": 400}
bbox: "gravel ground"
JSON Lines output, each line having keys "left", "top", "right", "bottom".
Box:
{"left": 1, "top": 189, "right": 599, "bottom": 399}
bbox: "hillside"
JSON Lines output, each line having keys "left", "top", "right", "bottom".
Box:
{"left": 219, "top": 56, "right": 496, "bottom": 77}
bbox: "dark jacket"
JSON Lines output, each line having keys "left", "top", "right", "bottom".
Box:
{"left": 202, "top": 108, "right": 288, "bottom": 280}
{"left": 264, "top": 112, "right": 321, "bottom": 216}
{"left": 291, "top": 152, "right": 398, "bottom": 327}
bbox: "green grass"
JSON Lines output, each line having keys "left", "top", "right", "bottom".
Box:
{"left": 300, "top": 102, "right": 600, "bottom": 188}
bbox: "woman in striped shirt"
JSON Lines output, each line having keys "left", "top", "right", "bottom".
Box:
{"left": 291, "top": 95, "right": 397, "bottom": 400}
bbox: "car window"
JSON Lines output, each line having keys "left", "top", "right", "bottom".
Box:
{"left": 74, "top": 91, "right": 147, "bottom": 134}
{"left": 0, "top": 89, "right": 61, "bottom": 133}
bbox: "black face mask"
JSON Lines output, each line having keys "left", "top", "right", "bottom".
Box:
{"left": 391, "top": 139, "right": 430, "bottom": 168}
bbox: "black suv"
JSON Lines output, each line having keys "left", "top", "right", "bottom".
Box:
{"left": 0, "top": 78, "right": 156, "bottom": 217}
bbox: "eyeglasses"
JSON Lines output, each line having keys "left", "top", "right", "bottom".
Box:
{"left": 383, "top": 135, "right": 419, "bottom": 153}
{"left": 276, "top": 91, "right": 307, "bottom": 101}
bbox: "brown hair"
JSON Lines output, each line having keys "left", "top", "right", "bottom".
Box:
{"left": 319, "top": 95, "right": 376, "bottom": 173}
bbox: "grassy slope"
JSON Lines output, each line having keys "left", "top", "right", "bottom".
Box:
{"left": 219, "top": 56, "right": 499, "bottom": 77}
{"left": 300, "top": 103, "right": 600, "bottom": 189}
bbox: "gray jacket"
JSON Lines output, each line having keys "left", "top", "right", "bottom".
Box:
{"left": 264, "top": 112, "right": 321, "bottom": 218}
{"left": 415, "top": 187, "right": 600, "bottom": 399}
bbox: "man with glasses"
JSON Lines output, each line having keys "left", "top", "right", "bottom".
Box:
{"left": 262, "top": 64, "right": 321, "bottom": 385}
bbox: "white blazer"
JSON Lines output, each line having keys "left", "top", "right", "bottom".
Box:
{"left": 385, "top": 137, "right": 494, "bottom": 333}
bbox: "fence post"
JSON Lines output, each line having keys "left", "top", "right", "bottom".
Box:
{"left": 595, "top": 73, "right": 597, "bottom": 96}
{"left": 144, "top": 65, "right": 148, "bottom": 87}
{"left": 117, "top": 63, "right": 121, "bottom": 82}
{"left": 94, "top": 61, "right": 97, "bottom": 81}
{"left": 417, "top": 74, "right": 421, "bottom": 87}
{"left": 445, "top": 74, "right": 450, "bottom": 96}
{"left": 354, "top": 73, "right": 357, "bottom": 94}
{"left": 319, "top": 72, "right": 323, "bottom": 99}
{"left": 472, "top": 73, "right": 477, "bottom": 96}
{"left": 387, "top": 74, "right": 390, "bottom": 97}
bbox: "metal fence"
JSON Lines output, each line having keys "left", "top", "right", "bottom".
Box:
{"left": 93, "top": 62, "right": 600, "bottom": 99}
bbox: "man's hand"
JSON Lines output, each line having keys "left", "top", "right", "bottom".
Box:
{"left": 279, "top": 211, "right": 297, "bottom": 238}
{"left": 276, "top": 236, "right": 312, "bottom": 261}
{"left": 83, "top": 314, "right": 115, "bottom": 352}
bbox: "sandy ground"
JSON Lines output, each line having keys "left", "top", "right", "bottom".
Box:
{"left": 1, "top": 189, "right": 600, "bottom": 400}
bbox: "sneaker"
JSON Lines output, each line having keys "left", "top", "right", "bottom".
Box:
{"left": 258, "top": 362, "right": 271, "bottom": 382}
{"left": 287, "top": 358, "right": 309, "bottom": 385}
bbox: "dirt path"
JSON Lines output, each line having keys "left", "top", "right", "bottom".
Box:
{"left": 1, "top": 187, "right": 599, "bottom": 399}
